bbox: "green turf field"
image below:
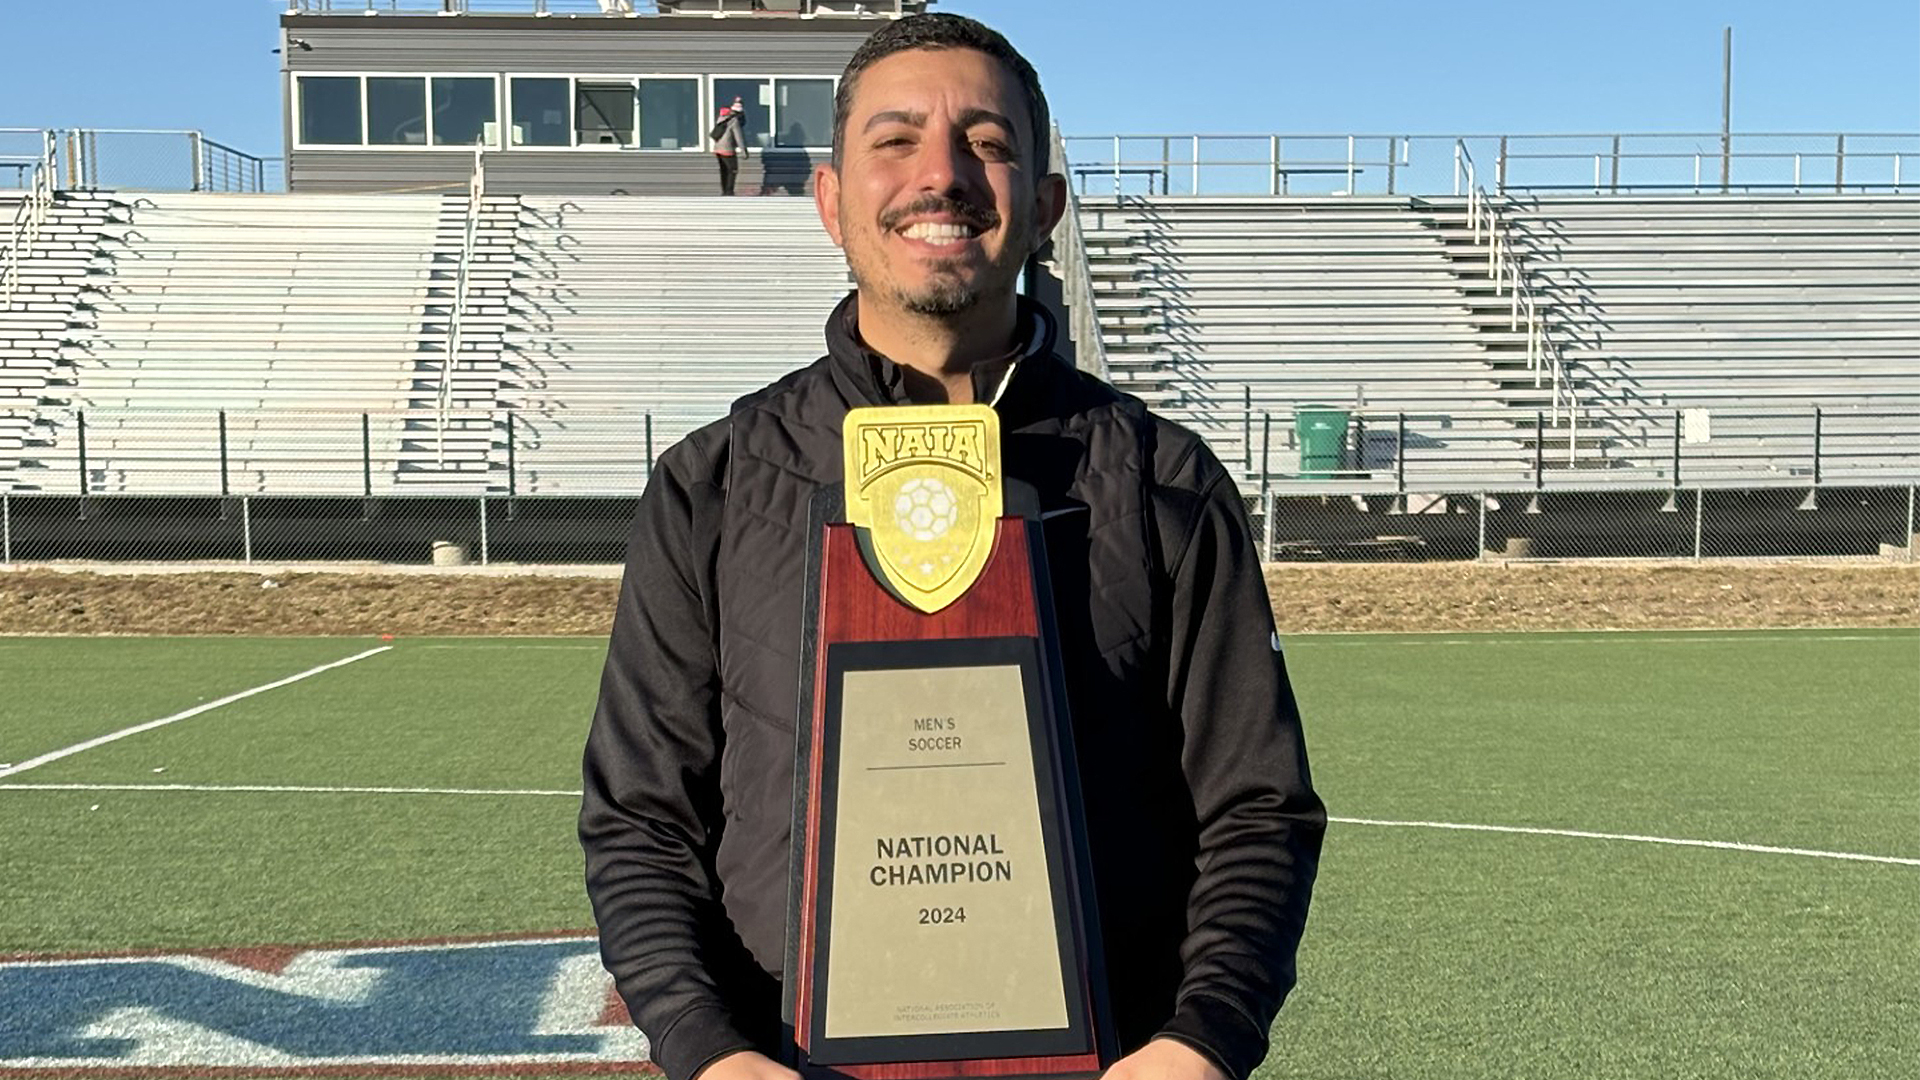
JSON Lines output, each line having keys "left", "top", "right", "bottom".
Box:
{"left": 1, "top": 629, "right": 1916, "bottom": 1079}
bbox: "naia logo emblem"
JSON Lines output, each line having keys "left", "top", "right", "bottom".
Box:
{"left": 843, "top": 404, "right": 1004, "bottom": 614}
{"left": 0, "top": 933, "right": 655, "bottom": 1075}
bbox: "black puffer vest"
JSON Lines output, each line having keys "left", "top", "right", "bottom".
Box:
{"left": 683, "top": 294, "right": 1204, "bottom": 1047}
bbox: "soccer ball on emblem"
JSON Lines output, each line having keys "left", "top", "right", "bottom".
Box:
{"left": 894, "top": 477, "right": 958, "bottom": 542}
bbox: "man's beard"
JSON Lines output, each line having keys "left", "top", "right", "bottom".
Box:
{"left": 894, "top": 258, "right": 982, "bottom": 316}
{"left": 851, "top": 194, "right": 1022, "bottom": 318}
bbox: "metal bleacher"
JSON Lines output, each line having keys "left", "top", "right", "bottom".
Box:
{"left": 0, "top": 191, "right": 121, "bottom": 492}
{"left": 0, "top": 191, "right": 528, "bottom": 495}
{"left": 3, "top": 180, "right": 1915, "bottom": 503}
{"left": 1510, "top": 195, "right": 1920, "bottom": 488}
{"left": 0, "top": 190, "right": 850, "bottom": 499}
{"left": 1079, "top": 196, "right": 1526, "bottom": 488}
{"left": 1511, "top": 198, "right": 1915, "bottom": 405}
{"left": 1077, "top": 193, "right": 1920, "bottom": 491}
{"left": 505, "top": 196, "right": 851, "bottom": 494}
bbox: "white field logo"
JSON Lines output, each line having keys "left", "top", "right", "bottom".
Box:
{"left": 0, "top": 933, "right": 656, "bottom": 1074}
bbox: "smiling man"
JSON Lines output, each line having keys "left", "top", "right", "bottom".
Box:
{"left": 580, "top": 14, "right": 1324, "bottom": 1080}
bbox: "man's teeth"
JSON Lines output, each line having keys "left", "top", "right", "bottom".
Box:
{"left": 901, "top": 222, "right": 977, "bottom": 242}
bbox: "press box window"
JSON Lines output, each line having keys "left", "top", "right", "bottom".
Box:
{"left": 511, "top": 78, "right": 570, "bottom": 147}
{"left": 298, "top": 76, "right": 362, "bottom": 146}
{"left": 774, "top": 78, "right": 833, "bottom": 148}
{"left": 577, "top": 82, "right": 635, "bottom": 146}
{"left": 712, "top": 78, "right": 772, "bottom": 148}
{"left": 637, "top": 78, "right": 699, "bottom": 150}
{"left": 366, "top": 77, "right": 426, "bottom": 146}
{"left": 432, "top": 77, "right": 496, "bottom": 146}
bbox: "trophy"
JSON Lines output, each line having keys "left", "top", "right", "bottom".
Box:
{"left": 783, "top": 404, "right": 1116, "bottom": 1080}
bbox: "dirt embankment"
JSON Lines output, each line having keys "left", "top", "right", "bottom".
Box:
{"left": 1, "top": 563, "right": 1914, "bottom": 637}
{"left": 1260, "top": 562, "right": 1917, "bottom": 633}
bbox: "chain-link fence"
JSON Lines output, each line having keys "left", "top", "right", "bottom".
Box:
{"left": 1248, "top": 486, "right": 1918, "bottom": 563}
{"left": 4, "top": 484, "right": 1912, "bottom": 567}
{"left": 2, "top": 406, "right": 1915, "bottom": 566}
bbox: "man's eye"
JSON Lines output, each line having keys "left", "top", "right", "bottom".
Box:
{"left": 875, "top": 136, "right": 913, "bottom": 149}
{"left": 972, "top": 139, "right": 1011, "bottom": 159}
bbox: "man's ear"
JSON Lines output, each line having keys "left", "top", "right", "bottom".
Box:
{"left": 814, "top": 163, "right": 845, "bottom": 248}
{"left": 1031, "top": 171, "right": 1068, "bottom": 247}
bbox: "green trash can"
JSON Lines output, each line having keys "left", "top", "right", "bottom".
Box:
{"left": 1294, "top": 405, "right": 1350, "bottom": 479}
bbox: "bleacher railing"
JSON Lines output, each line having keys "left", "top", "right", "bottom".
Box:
{"left": 1214, "top": 404, "right": 1920, "bottom": 494}
{"left": 2, "top": 406, "right": 1913, "bottom": 564}
{"left": 1045, "top": 124, "right": 1109, "bottom": 380}
{"left": 283, "top": 1, "right": 922, "bottom": 15}
{"left": 0, "top": 129, "right": 280, "bottom": 194}
{"left": 0, "top": 132, "right": 57, "bottom": 312}
{"left": 435, "top": 149, "right": 488, "bottom": 465}
{"left": 4, "top": 404, "right": 1914, "bottom": 498}
{"left": 287, "top": 0, "right": 652, "bottom": 11}
{"left": 1454, "top": 140, "right": 1577, "bottom": 443}
{"left": 1061, "top": 132, "right": 1919, "bottom": 198}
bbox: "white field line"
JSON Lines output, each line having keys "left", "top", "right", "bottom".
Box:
{"left": 0, "top": 647, "right": 393, "bottom": 780}
{"left": 1329, "top": 816, "right": 1920, "bottom": 867}
{"left": 0, "top": 782, "right": 576, "bottom": 797}
{"left": 1290, "top": 633, "right": 1916, "bottom": 648}
{"left": 400, "top": 632, "right": 1917, "bottom": 651}
{"left": 0, "top": 779, "right": 1913, "bottom": 868}
{"left": 416, "top": 644, "right": 604, "bottom": 651}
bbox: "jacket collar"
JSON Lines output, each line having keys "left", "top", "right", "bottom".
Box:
{"left": 823, "top": 291, "right": 1065, "bottom": 422}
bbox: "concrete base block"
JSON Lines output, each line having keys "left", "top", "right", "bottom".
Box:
{"left": 1879, "top": 534, "right": 1920, "bottom": 561}
{"left": 430, "top": 540, "right": 470, "bottom": 567}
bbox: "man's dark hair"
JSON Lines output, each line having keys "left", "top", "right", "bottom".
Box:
{"left": 831, "top": 13, "right": 1052, "bottom": 171}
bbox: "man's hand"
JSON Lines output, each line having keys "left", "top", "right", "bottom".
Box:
{"left": 1102, "top": 1038, "right": 1230, "bottom": 1080}
{"left": 693, "top": 1050, "right": 798, "bottom": 1080}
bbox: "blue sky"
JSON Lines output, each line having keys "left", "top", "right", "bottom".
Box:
{"left": 0, "top": 0, "right": 1913, "bottom": 157}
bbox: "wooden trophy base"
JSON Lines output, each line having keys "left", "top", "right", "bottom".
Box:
{"left": 784, "top": 490, "right": 1111, "bottom": 1080}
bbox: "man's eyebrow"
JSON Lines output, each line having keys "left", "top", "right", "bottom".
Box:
{"left": 862, "top": 109, "right": 926, "bottom": 132}
{"left": 955, "top": 108, "right": 1018, "bottom": 138}
{"left": 859, "top": 108, "right": 1021, "bottom": 144}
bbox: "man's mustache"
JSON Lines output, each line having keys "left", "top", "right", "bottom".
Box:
{"left": 879, "top": 196, "right": 1000, "bottom": 233}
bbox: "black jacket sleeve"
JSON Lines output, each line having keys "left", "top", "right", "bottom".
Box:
{"left": 580, "top": 449, "right": 756, "bottom": 1080}
{"left": 1152, "top": 462, "right": 1326, "bottom": 1080}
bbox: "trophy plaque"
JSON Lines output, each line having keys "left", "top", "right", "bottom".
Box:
{"left": 783, "top": 405, "right": 1114, "bottom": 1080}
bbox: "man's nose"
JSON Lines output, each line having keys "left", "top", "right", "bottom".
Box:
{"left": 912, "top": 130, "right": 974, "bottom": 198}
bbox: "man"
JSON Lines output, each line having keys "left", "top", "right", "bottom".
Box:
{"left": 581, "top": 14, "right": 1324, "bottom": 1080}
{"left": 713, "top": 99, "right": 750, "bottom": 196}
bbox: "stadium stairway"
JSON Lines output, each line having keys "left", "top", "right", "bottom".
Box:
{"left": 505, "top": 195, "right": 852, "bottom": 495}
{"left": 0, "top": 192, "right": 125, "bottom": 492}
{"left": 393, "top": 192, "right": 521, "bottom": 492}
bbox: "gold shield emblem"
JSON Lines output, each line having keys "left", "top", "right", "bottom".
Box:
{"left": 843, "top": 404, "right": 1003, "bottom": 614}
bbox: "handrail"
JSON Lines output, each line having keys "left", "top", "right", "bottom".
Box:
{"left": 284, "top": 1, "right": 925, "bottom": 15}
{"left": 1068, "top": 129, "right": 1918, "bottom": 140}
{"left": 289, "top": 1, "right": 660, "bottom": 13}
{"left": 1046, "top": 124, "right": 1109, "bottom": 381}
{"left": 1455, "top": 140, "right": 1579, "bottom": 453}
{"left": 2, "top": 128, "right": 277, "bottom": 194}
{"left": 1, "top": 132, "right": 57, "bottom": 312}
{"left": 8, "top": 404, "right": 1912, "bottom": 498}
{"left": 1063, "top": 131, "right": 1918, "bottom": 198}
{"left": 435, "top": 148, "right": 486, "bottom": 466}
